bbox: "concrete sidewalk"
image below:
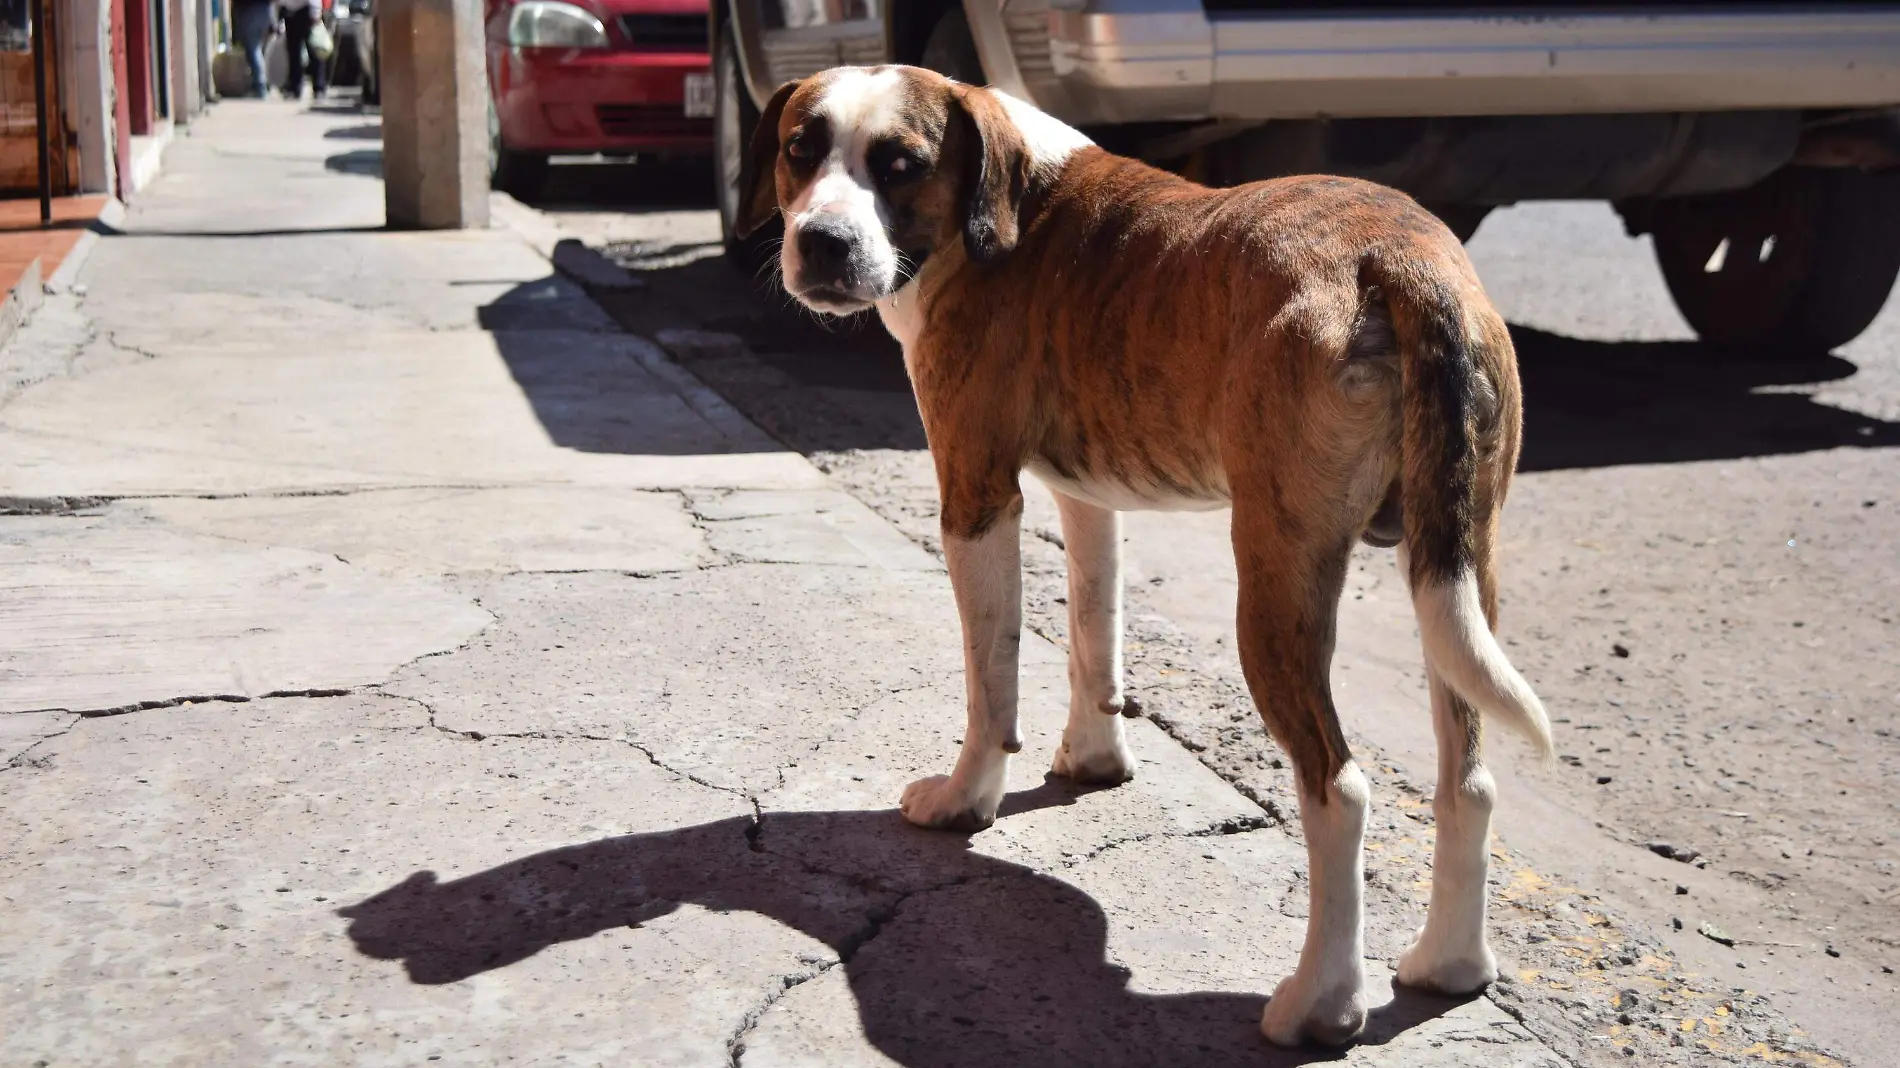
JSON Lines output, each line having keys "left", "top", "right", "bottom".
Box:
{"left": 0, "top": 101, "right": 1734, "bottom": 1066}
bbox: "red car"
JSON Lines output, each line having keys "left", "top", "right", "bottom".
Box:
{"left": 484, "top": 0, "right": 713, "bottom": 196}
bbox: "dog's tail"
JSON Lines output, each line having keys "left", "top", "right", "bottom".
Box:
{"left": 1377, "top": 256, "right": 1555, "bottom": 763}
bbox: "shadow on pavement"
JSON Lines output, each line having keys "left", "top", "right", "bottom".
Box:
{"left": 93, "top": 224, "right": 388, "bottom": 238}
{"left": 299, "top": 149, "right": 1897, "bottom": 470}
{"left": 322, "top": 123, "right": 384, "bottom": 141}
{"left": 472, "top": 272, "right": 786, "bottom": 455}
{"left": 325, "top": 148, "right": 383, "bottom": 178}
{"left": 588, "top": 241, "right": 1900, "bottom": 470}
{"left": 531, "top": 157, "right": 714, "bottom": 213}
{"left": 1512, "top": 327, "right": 1900, "bottom": 471}
{"left": 582, "top": 233, "right": 1900, "bottom": 470}
{"left": 338, "top": 787, "right": 1472, "bottom": 1066}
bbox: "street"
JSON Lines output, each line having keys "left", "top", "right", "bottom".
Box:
{"left": 0, "top": 100, "right": 1888, "bottom": 1067}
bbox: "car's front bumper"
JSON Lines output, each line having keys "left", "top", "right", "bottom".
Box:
{"left": 491, "top": 48, "right": 711, "bottom": 154}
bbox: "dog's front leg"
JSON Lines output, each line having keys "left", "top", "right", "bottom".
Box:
{"left": 1048, "top": 490, "right": 1136, "bottom": 784}
{"left": 899, "top": 493, "right": 1025, "bottom": 832}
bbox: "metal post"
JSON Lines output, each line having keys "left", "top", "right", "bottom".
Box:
{"left": 151, "top": 0, "right": 169, "bottom": 119}
{"left": 31, "top": 0, "right": 53, "bottom": 224}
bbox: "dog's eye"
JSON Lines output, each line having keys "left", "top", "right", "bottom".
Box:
{"left": 876, "top": 150, "right": 927, "bottom": 184}
{"left": 786, "top": 132, "right": 812, "bottom": 160}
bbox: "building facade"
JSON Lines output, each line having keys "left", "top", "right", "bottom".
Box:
{"left": 0, "top": 0, "right": 217, "bottom": 202}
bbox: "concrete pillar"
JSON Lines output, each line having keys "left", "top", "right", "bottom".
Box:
{"left": 380, "top": 0, "right": 490, "bottom": 229}
{"left": 168, "top": 0, "right": 202, "bottom": 122}
{"left": 61, "top": 0, "right": 115, "bottom": 195}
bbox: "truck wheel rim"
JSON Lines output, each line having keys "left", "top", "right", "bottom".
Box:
{"left": 715, "top": 39, "right": 742, "bottom": 235}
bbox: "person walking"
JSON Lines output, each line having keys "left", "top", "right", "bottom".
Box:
{"left": 279, "top": 0, "right": 330, "bottom": 100}
{"left": 231, "top": 0, "right": 275, "bottom": 98}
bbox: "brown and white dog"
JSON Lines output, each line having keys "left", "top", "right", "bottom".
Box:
{"left": 733, "top": 65, "right": 1555, "bottom": 1047}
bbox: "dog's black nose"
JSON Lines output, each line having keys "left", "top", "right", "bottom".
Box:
{"left": 797, "top": 218, "right": 856, "bottom": 280}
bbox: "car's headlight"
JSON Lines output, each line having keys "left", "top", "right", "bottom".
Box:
{"left": 508, "top": 1, "right": 608, "bottom": 49}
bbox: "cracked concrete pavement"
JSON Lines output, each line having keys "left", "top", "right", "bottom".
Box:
{"left": 0, "top": 102, "right": 1829, "bottom": 1067}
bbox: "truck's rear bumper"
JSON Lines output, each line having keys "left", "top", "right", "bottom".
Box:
{"left": 1020, "top": 5, "right": 1900, "bottom": 124}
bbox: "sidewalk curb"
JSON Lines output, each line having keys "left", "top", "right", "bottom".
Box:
{"left": 488, "top": 192, "right": 643, "bottom": 291}
{"left": 0, "top": 198, "right": 122, "bottom": 353}
{"left": 44, "top": 199, "right": 126, "bottom": 296}
{"left": 0, "top": 258, "right": 44, "bottom": 353}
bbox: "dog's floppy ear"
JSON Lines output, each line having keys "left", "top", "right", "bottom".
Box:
{"left": 734, "top": 80, "right": 800, "bottom": 238}
{"left": 952, "top": 85, "right": 1031, "bottom": 265}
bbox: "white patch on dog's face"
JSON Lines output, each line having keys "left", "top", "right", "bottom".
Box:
{"left": 780, "top": 68, "right": 909, "bottom": 315}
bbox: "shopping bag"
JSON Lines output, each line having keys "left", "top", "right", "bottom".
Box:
{"left": 308, "top": 20, "right": 335, "bottom": 60}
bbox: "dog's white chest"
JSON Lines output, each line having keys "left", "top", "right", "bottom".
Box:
{"left": 875, "top": 277, "right": 925, "bottom": 352}
{"left": 1023, "top": 461, "right": 1230, "bottom": 514}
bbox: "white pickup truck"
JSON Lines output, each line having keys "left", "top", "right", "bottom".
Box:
{"left": 711, "top": 1, "right": 1900, "bottom": 353}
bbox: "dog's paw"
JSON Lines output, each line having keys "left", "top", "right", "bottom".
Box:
{"left": 1259, "top": 968, "right": 1367, "bottom": 1048}
{"left": 1051, "top": 714, "right": 1136, "bottom": 785}
{"left": 899, "top": 775, "right": 1000, "bottom": 832}
{"left": 1396, "top": 926, "right": 1498, "bottom": 995}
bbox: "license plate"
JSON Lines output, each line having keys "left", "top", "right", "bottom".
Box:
{"left": 684, "top": 72, "right": 714, "bottom": 119}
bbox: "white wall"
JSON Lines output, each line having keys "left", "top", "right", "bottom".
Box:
{"left": 59, "top": 0, "right": 116, "bottom": 195}
{"left": 169, "top": 0, "right": 202, "bottom": 121}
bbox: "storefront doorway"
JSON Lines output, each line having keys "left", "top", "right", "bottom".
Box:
{"left": 0, "top": 0, "right": 76, "bottom": 196}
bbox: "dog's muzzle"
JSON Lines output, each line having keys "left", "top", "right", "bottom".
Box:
{"left": 789, "top": 214, "right": 886, "bottom": 311}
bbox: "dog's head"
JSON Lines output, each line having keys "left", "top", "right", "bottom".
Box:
{"left": 732, "top": 65, "right": 1037, "bottom": 315}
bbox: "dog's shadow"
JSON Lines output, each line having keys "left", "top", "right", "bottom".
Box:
{"left": 337, "top": 782, "right": 1474, "bottom": 1066}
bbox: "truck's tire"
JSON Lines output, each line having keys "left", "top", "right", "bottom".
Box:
{"left": 1651, "top": 168, "right": 1900, "bottom": 354}
{"left": 715, "top": 23, "right": 780, "bottom": 275}
{"left": 919, "top": 8, "right": 984, "bottom": 84}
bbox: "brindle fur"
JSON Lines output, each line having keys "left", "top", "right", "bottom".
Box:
{"left": 738, "top": 67, "right": 1522, "bottom": 803}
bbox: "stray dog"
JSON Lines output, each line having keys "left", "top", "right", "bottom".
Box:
{"left": 733, "top": 65, "right": 1554, "bottom": 1047}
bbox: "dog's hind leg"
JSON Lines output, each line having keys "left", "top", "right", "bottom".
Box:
{"left": 1048, "top": 490, "right": 1137, "bottom": 784}
{"left": 1232, "top": 497, "right": 1369, "bottom": 1048}
{"left": 899, "top": 493, "right": 1025, "bottom": 832}
{"left": 1395, "top": 662, "right": 1499, "bottom": 993}
{"left": 1381, "top": 291, "right": 1542, "bottom": 994}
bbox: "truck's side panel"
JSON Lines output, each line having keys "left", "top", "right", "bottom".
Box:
{"left": 1045, "top": 6, "right": 1900, "bottom": 123}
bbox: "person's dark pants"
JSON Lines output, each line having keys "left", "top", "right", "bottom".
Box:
{"left": 283, "top": 8, "right": 329, "bottom": 97}
{"left": 232, "top": 0, "right": 273, "bottom": 97}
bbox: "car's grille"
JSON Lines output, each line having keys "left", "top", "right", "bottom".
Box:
{"left": 596, "top": 104, "right": 711, "bottom": 139}
{"left": 618, "top": 14, "right": 707, "bottom": 52}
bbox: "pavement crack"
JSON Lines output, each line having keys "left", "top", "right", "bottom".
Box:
{"left": 378, "top": 601, "right": 499, "bottom": 683}
{"left": 1187, "top": 813, "right": 1277, "bottom": 836}
{"left": 67, "top": 693, "right": 251, "bottom": 717}
{"left": 1, "top": 713, "right": 82, "bottom": 773}
{"left": 102, "top": 331, "right": 165, "bottom": 364}
{"left": 744, "top": 800, "right": 765, "bottom": 853}
{"left": 3, "top": 484, "right": 724, "bottom": 512}
{"left": 835, "top": 895, "right": 905, "bottom": 964}
{"left": 0, "top": 495, "right": 114, "bottom": 516}
{"left": 405, "top": 706, "right": 767, "bottom": 811}
{"left": 1058, "top": 813, "right": 1277, "bottom": 870}
{"left": 674, "top": 489, "right": 736, "bottom": 570}
{"left": 725, "top": 957, "right": 840, "bottom": 1068}
{"left": 17, "top": 686, "right": 368, "bottom": 719}
{"left": 622, "top": 739, "right": 757, "bottom": 806}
